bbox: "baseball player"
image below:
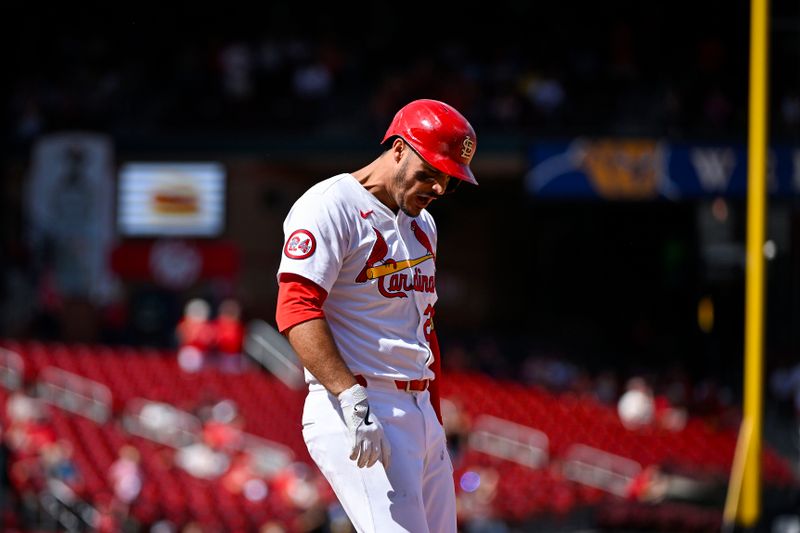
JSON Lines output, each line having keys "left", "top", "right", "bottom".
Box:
{"left": 275, "top": 99, "right": 478, "bottom": 532}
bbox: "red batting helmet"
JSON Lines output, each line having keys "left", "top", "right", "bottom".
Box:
{"left": 382, "top": 99, "right": 478, "bottom": 185}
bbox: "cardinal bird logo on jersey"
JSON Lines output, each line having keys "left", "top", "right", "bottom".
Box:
{"left": 355, "top": 223, "right": 435, "bottom": 298}
{"left": 410, "top": 220, "right": 435, "bottom": 259}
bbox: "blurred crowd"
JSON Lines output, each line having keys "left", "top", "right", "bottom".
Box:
{"left": 6, "top": 3, "right": 800, "bottom": 151}
{"left": 441, "top": 335, "right": 800, "bottom": 471}
{"left": 175, "top": 298, "right": 246, "bottom": 374}
{"left": 443, "top": 337, "right": 743, "bottom": 433}
{"left": 0, "top": 375, "right": 348, "bottom": 533}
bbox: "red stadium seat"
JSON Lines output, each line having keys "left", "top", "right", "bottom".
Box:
{"left": 3, "top": 341, "right": 798, "bottom": 529}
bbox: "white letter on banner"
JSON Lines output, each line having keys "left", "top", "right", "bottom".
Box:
{"left": 691, "top": 148, "right": 736, "bottom": 192}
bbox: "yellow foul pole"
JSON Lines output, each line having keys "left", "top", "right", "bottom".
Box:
{"left": 739, "top": 0, "right": 769, "bottom": 525}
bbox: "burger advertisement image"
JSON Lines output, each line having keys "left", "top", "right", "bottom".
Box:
{"left": 151, "top": 183, "right": 200, "bottom": 215}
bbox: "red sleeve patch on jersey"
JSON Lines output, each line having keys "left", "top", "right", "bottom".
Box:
{"left": 283, "top": 229, "right": 317, "bottom": 259}
{"left": 276, "top": 273, "right": 328, "bottom": 333}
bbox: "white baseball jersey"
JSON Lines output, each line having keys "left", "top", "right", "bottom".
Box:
{"left": 277, "top": 173, "right": 438, "bottom": 383}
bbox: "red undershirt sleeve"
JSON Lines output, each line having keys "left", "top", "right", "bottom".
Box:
{"left": 276, "top": 273, "right": 329, "bottom": 334}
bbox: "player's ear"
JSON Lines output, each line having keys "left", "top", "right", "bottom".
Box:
{"left": 384, "top": 137, "right": 406, "bottom": 163}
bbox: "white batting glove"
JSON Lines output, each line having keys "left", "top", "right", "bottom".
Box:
{"left": 338, "top": 384, "right": 391, "bottom": 469}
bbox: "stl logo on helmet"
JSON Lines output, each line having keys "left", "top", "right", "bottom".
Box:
{"left": 460, "top": 136, "right": 475, "bottom": 162}
{"left": 284, "top": 229, "right": 316, "bottom": 260}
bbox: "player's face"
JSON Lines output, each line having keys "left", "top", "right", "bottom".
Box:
{"left": 392, "top": 147, "right": 451, "bottom": 217}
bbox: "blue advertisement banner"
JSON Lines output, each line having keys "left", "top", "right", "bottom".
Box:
{"left": 524, "top": 139, "right": 800, "bottom": 200}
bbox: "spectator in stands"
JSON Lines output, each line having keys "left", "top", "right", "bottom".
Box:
{"left": 521, "top": 352, "right": 580, "bottom": 393}
{"left": 272, "top": 461, "right": 330, "bottom": 533}
{"left": 5, "top": 383, "right": 45, "bottom": 426}
{"left": 592, "top": 370, "right": 620, "bottom": 406}
{"left": 40, "top": 439, "right": 83, "bottom": 495}
{"left": 174, "top": 440, "right": 230, "bottom": 480}
{"left": 107, "top": 445, "right": 144, "bottom": 519}
{"left": 4, "top": 393, "right": 56, "bottom": 460}
{"left": 201, "top": 399, "right": 245, "bottom": 455}
{"left": 617, "top": 376, "right": 656, "bottom": 431}
{"left": 7, "top": 431, "right": 51, "bottom": 528}
{"left": 176, "top": 398, "right": 239, "bottom": 480}
{"left": 175, "top": 298, "right": 215, "bottom": 373}
{"left": 213, "top": 298, "right": 246, "bottom": 373}
{"left": 221, "top": 450, "right": 261, "bottom": 497}
{"left": 652, "top": 388, "right": 688, "bottom": 432}
{"left": 3, "top": 384, "right": 58, "bottom": 529}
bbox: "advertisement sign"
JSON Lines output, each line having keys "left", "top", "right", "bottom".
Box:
{"left": 117, "top": 162, "right": 226, "bottom": 237}
{"left": 525, "top": 139, "right": 799, "bottom": 200}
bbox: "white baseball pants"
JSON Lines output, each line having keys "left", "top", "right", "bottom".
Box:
{"left": 302, "top": 381, "right": 456, "bottom": 533}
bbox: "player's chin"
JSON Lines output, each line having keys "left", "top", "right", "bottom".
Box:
{"left": 413, "top": 194, "right": 434, "bottom": 212}
{"left": 399, "top": 201, "right": 421, "bottom": 217}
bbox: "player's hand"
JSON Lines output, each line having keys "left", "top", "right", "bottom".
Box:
{"left": 338, "top": 384, "right": 391, "bottom": 469}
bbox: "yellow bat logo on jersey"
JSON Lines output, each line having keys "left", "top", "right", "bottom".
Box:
{"left": 365, "top": 254, "right": 433, "bottom": 280}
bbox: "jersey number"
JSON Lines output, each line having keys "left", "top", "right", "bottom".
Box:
{"left": 422, "top": 304, "right": 435, "bottom": 342}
